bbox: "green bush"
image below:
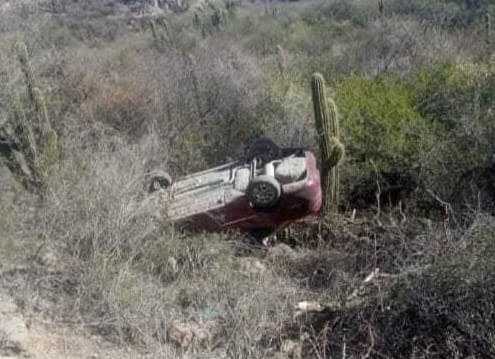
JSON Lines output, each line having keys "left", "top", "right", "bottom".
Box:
{"left": 392, "top": 0, "right": 488, "bottom": 27}
{"left": 312, "top": 0, "right": 370, "bottom": 27}
{"left": 412, "top": 62, "right": 495, "bottom": 203}
{"left": 335, "top": 75, "right": 434, "bottom": 173}
{"left": 414, "top": 62, "right": 495, "bottom": 129}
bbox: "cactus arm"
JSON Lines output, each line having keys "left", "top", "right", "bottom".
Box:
{"left": 16, "top": 42, "right": 36, "bottom": 103}
{"left": 33, "top": 87, "right": 52, "bottom": 146}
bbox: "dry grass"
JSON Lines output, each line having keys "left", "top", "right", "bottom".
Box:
{"left": 0, "top": 124, "right": 312, "bottom": 357}
{"left": 1, "top": 1, "right": 494, "bottom": 357}
{"left": 303, "top": 214, "right": 495, "bottom": 358}
{"left": 6, "top": 153, "right": 492, "bottom": 358}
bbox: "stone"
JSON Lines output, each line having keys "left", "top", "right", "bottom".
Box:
{"left": 267, "top": 243, "right": 296, "bottom": 259}
{"left": 294, "top": 301, "right": 325, "bottom": 319}
{"left": 0, "top": 296, "right": 28, "bottom": 356}
{"left": 167, "top": 321, "right": 211, "bottom": 351}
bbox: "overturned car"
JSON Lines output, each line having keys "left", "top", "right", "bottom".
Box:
{"left": 148, "top": 138, "right": 322, "bottom": 239}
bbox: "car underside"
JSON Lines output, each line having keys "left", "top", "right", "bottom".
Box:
{"left": 150, "top": 139, "right": 322, "bottom": 237}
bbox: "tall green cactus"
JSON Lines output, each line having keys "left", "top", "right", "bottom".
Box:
{"left": 311, "top": 73, "right": 344, "bottom": 217}
{"left": 2, "top": 100, "right": 43, "bottom": 190}
{"left": 0, "top": 42, "right": 59, "bottom": 195}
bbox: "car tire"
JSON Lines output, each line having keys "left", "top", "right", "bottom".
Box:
{"left": 247, "top": 175, "right": 281, "bottom": 208}
{"left": 248, "top": 227, "right": 276, "bottom": 241}
{"left": 246, "top": 137, "right": 281, "bottom": 166}
{"left": 147, "top": 170, "right": 172, "bottom": 192}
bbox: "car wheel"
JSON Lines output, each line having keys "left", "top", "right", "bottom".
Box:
{"left": 248, "top": 227, "right": 276, "bottom": 241}
{"left": 148, "top": 170, "right": 172, "bottom": 192}
{"left": 246, "top": 137, "right": 281, "bottom": 166}
{"left": 247, "top": 175, "right": 281, "bottom": 208}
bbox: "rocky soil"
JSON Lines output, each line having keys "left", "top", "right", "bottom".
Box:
{"left": 0, "top": 289, "right": 154, "bottom": 358}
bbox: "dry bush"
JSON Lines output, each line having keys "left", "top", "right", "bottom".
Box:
{"left": 260, "top": 70, "right": 316, "bottom": 149}
{"left": 342, "top": 15, "right": 476, "bottom": 76}
{"left": 414, "top": 62, "right": 495, "bottom": 217}
{"left": 0, "top": 173, "right": 38, "bottom": 271}
{"left": 52, "top": 32, "right": 266, "bottom": 174}
{"left": 1, "top": 2, "right": 494, "bottom": 358}
{"left": 52, "top": 35, "right": 158, "bottom": 136}
{"left": 168, "top": 39, "right": 266, "bottom": 169}
{"left": 292, "top": 214, "right": 495, "bottom": 358}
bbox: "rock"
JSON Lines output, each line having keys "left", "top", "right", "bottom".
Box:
{"left": 167, "top": 321, "right": 211, "bottom": 351}
{"left": 0, "top": 296, "right": 28, "bottom": 356}
{"left": 167, "top": 257, "right": 178, "bottom": 274}
{"left": 295, "top": 301, "right": 324, "bottom": 312}
{"left": 294, "top": 301, "right": 325, "bottom": 319}
{"left": 36, "top": 242, "right": 59, "bottom": 269}
{"left": 267, "top": 244, "right": 296, "bottom": 260}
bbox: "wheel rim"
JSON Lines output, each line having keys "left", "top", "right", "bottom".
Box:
{"left": 152, "top": 180, "right": 162, "bottom": 191}
{"left": 251, "top": 182, "right": 277, "bottom": 205}
{"left": 150, "top": 177, "right": 170, "bottom": 191}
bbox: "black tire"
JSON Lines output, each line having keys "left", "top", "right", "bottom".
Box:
{"left": 247, "top": 175, "right": 281, "bottom": 208}
{"left": 147, "top": 170, "right": 172, "bottom": 192}
{"left": 248, "top": 227, "right": 276, "bottom": 241}
{"left": 245, "top": 137, "right": 281, "bottom": 166}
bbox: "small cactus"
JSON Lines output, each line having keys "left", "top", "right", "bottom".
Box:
{"left": 159, "top": 18, "right": 170, "bottom": 39}
{"left": 486, "top": 13, "right": 492, "bottom": 44}
{"left": 311, "top": 73, "right": 344, "bottom": 217}
{"left": 13, "top": 101, "right": 38, "bottom": 165}
{"left": 16, "top": 42, "right": 36, "bottom": 102}
{"left": 225, "top": 0, "right": 235, "bottom": 14}
{"left": 185, "top": 54, "right": 202, "bottom": 116}
{"left": 211, "top": 6, "right": 226, "bottom": 29}
{"left": 276, "top": 44, "right": 287, "bottom": 74}
{"left": 193, "top": 12, "right": 201, "bottom": 28}
{"left": 150, "top": 19, "right": 158, "bottom": 40}
{"left": 33, "top": 87, "right": 51, "bottom": 146}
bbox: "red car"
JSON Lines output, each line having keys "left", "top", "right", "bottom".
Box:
{"left": 148, "top": 138, "right": 322, "bottom": 239}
